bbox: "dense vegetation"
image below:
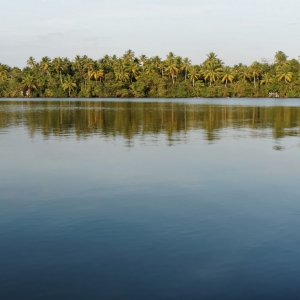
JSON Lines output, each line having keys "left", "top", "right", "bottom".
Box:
{"left": 0, "top": 51, "right": 300, "bottom": 98}
{"left": 1, "top": 101, "right": 300, "bottom": 143}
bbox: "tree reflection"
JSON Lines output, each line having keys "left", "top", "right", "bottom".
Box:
{"left": 0, "top": 101, "right": 300, "bottom": 142}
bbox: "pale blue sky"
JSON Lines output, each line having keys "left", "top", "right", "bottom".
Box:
{"left": 1, "top": 0, "right": 299, "bottom": 67}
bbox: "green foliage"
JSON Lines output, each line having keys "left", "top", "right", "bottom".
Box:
{"left": 1, "top": 50, "right": 300, "bottom": 98}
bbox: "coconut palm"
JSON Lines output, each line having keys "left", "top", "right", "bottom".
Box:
{"left": 27, "top": 57, "right": 36, "bottom": 69}
{"left": 165, "top": 60, "right": 179, "bottom": 85}
{"left": 151, "top": 56, "right": 162, "bottom": 69}
{"left": 175, "top": 56, "right": 183, "bottom": 69}
{"left": 158, "top": 62, "right": 165, "bottom": 77}
{"left": 203, "top": 61, "right": 222, "bottom": 86}
{"left": 166, "top": 52, "right": 176, "bottom": 61}
{"left": 83, "top": 58, "right": 95, "bottom": 80}
{"left": 206, "top": 52, "right": 217, "bottom": 62}
{"left": 62, "top": 75, "right": 76, "bottom": 97}
{"left": 238, "top": 65, "right": 252, "bottom": 82}
{"left": 127, "top": 61, "right": 139, "bottom": 83}
{"left": 220, "top": 66, "right": 234, "bottom": 88}
{"left": 21, "top": 74, "right": 37, "bottom": 96}
{"left": 249, "top": 62, "right": 261, "bottom": 87}
{"left": 91, "top": 68, "right": 105, "bottom": 83}
{"left": 114, "top": 60, "right": 130, "bottom": 82}
{"left": 123, "top": 50, "right": 135, "bottom": 62}
{"left": 52, "top": 57, "right": 65, "bottom": 84}
{"left": 144, "top": 63, "right": 156, "bottom": 75}
{"left": 188, "top": 66, "right": 200, "bottom": 87}
{"left": 275, "top": 51, "right": 288, "bottom": 66}
{"left": 40, "top": 57, "right": 52, "bottom": 77}
{"left": 204, "top": 52, "right": 223, "bottom": 66}
{"left": 260, "top": 73, "right": 274, "bottom": 85}
{"left": 276, "top": 64, "right": 293, "bottom": 83}
{"left": 182, "top": 58, "right": 191, "bottom": 80}
{"left": 102, "top": 55, "right": 111, "bottom": 66}
{"left": 72, "top": 55, "right": 83, "bottom": 72}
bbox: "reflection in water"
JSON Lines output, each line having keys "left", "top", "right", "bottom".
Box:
{"left": 2, "top": 99, "right": 300, "bottom": 299}
{"left": 1, "top": 100, "right": 300, "bottom": 142}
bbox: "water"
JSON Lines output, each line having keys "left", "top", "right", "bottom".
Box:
{"left": 1, "top": 99, "right": 300, "bottom": 299}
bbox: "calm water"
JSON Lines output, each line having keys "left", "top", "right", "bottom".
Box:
{"left": 1, "top": 98, "right": 300, "bottom": 299}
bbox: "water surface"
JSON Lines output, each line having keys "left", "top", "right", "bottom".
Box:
{"left": 1, "top": 99, "right": 300, "bottom": 299}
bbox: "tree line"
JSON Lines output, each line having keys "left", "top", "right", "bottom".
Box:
{"left": 0, "top": 50, "right": 299, "bottom": 98}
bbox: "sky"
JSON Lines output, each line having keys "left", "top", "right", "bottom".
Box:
{"left": 1, "top": 0, "right": 299, "bottom": 67}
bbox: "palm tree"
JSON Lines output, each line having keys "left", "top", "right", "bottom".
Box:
{"left": 27, "top": 56, "right": 36, "bottom": 69}
{"left": 188, "top": 66, "right": 200, "bottom": 87}
{"left": 165, "top": 60, "right": 179, "bottom": 85}
{"left": 111, "top": 55, "right": 118, "bottom": 64}
{"left": 182, "top": 58, "right": 191, "bottom": 80}
{"left": 114, "top": 60, "right": 130, "bottom": 82}
{"left": 144, "top": 63, "right": 156, "bottom": 75}
{"left": 166, "top": 52, "right": 176, "bottom": 61}
{"left": 238, "top": 65, "right": 251, "bottom": 82}
{"left": 276, "top": 64, "right": 293, "bottom": 83}
{"left": 204, "top": 52, "right": 223, "bottom": 66}
{"left": 21, "top": 74, "right": 37, "bottom": 96}
{"left": 103, "top": 55, "right": 112, "bottom": 66}
{"left": 249, "top": 62, "right": 261, "bottom": 87}
{"left": 91, "top": 69, "right": 105, "bottom": 83}
{"left": 40, "top": 57, "right": 52, "bottom": 77}
{"left": 72, "top": 55, "right": 83, "bottom": 72}
{"left": 127, "top": 61, "right": 139, "bottom": 83}
{"left": 158, "top": 61, "right": 165, "bottom": 77}
{"left": 52, "top": 57, "right": 65, "bottom": 84}
{"left": 275, "top": 51, "right": 288, "bottom": 66}
{"left": 83, "top": 58, "right": 95, "bottom": 81}
{"left": 260, "top": 73, "right": 274, "bottom": 85}
{"left": 203, "top": 61, "right": 222, "bottom": 86}
{"left": 151, "top": 56, "right": 162, "bottom": 69}
{"left": 220, "top": 66, "right": 234, "bottom": 88}
{"left": 62, "top": 75, "right": 76, "bottom": 97}
{"left": 206, "top": 52, "right": 217, "bottom": 62}
{"left": 123, "top": 49, "right": 135, "bottom": 62}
